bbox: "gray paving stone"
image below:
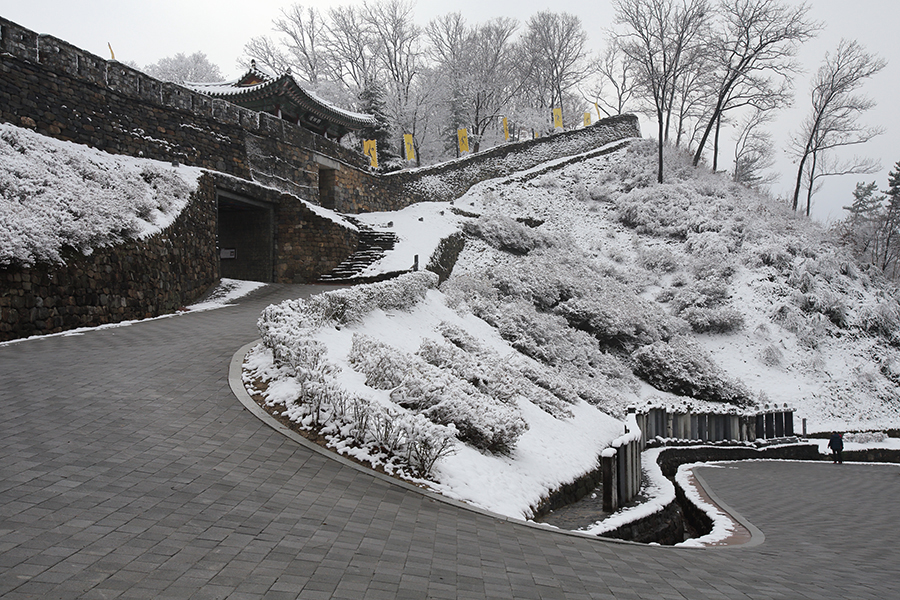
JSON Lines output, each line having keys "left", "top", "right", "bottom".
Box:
{"left": 2, "top": 283, "right": 898, "bottom": 599}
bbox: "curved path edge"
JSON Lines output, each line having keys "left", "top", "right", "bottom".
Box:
{"left": 229, "top": 340, "right": 654, "bottom": 548}
{"left": 690, "top": 467, "right": 766, "bottom": 548}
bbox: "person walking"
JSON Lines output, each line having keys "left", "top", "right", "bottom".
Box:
{"left": 828, "top": 432, "right": 843, "bottom": 464}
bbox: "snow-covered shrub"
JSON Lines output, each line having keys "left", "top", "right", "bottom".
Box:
{"left": 351, "top": 334, "right": 527, "bottom": 453}
{"left": 759, "top": 344, "right": 786, "bottom": 368}
{"left": 437, "top": 321, "right": 483, "bottom": 352}
{"left": 669, "top": 278, "right": 731, "bottom": 313}
{"left": 855, "top": 300, "right": 900, "bottom": 342}
{"left": 463, "top": 214, "right": 564, "bottom": 255}
{"left": 631, "top": 337, "right": 753, "bottom": 406}
{"left": 616, "top": 182, "right": 727, "bottom": 240}
{"left": 349, "top": 334, "right": 410, "bottom": 389}
{"left": 309, "top": 270, "right": 439, "bottom": 324}
{"left": 680, "top": 306, "right": 745, "bottom": 334}
{"left": 399, "top": 413, "right": 457, "bottom": 477}
{"left": 553, "top": 293, "right": 684, "bottom": 351}
{"left": 349, "top": 397, "right": 374, "bottom": 444}
{"left": 638, "top": 245, "right": 682, "bottom": 272}
{"left": 751, "top": 243, "right": 793, "bottom": 271}
{"left": 369, "top": 404, "right": 405, "bottom": 453}
{"left": 843, "top": 431, "right": 888, "bottom": 444}
{"left": 421, "top": 390, "right": 527, "bottom": 455}
{"left": 796, "top": 289, "right": 849, "bottom": 328}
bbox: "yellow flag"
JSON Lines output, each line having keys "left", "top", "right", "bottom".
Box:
{"left": 552, "top": 108, "right": 563, "bottom": 130}
{"left": 457, "top": 128, "right": 469, "bottom": 153}
{"left": 403, "top": 133, "right": 416, "bottom": 161}
{"left": 502, "top": 117, "right": 509, "bottom": 141}
{"left": 364, "top": 139, "right": 378, "bottom": 168}
{"left": 108, "top": 42, "right": 116, "bottom": 60}
{"left": 584, "top": 112, "right": 591, "bottom": 127}
{"left": 595, "top": 102, "right": 602, "bottom": 120}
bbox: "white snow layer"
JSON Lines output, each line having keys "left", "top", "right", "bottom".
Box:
{"left": 0, "top": 122, "right": 203, "bottom": 266}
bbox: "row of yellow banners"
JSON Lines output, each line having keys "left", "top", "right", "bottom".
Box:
{"left": 363, "top": 106, "right": 603, "bottom": 168}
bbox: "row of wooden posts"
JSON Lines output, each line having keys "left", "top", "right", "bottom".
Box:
{"left": 599, "top": 405, "right": 797, "bottom": 512}
{"left": 636, "top": 405, "right": 796, "bottom": 443}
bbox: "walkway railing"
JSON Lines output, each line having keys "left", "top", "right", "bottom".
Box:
{"left": 635, "top": 403, "right": 796, "bottom": 443}
{"left": 601, "top": 408, "right": 644, "bottom": 512}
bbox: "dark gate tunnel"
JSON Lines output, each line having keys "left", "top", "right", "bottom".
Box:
{"left": 216, "top": 190, "right": 274, "bottom": 283}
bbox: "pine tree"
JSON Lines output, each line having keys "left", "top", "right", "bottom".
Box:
{"left": 357, "top": 78, "right": 396, "bottom": 167}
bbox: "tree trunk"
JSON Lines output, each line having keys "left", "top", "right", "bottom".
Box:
{"left": 805, "top": 152, "right": 818, "bottom": 217}
{"left": 657, "top": 111, "right": 665, "bottom": 184}
{"left": 791, "top": 153, "right": 809, "bottom": 212}
{"left": 712, "top": 114, "right": 721, "bottom": 172}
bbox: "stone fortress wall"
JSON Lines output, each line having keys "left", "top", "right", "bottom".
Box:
{"left": 0, "top": 15, "right": 640, "bottom": 341}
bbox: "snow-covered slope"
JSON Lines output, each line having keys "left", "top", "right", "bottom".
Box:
{"left": 0, "top": 122, "right": 202, "bottom": 266}
{"left": 353, "top": 139, "right": 900, "bottom": 434}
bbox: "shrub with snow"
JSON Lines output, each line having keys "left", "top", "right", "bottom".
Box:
{"left": 350, "top": 334, "right": 528, "bottom": 454}
{"left": 0, "top": 123, "right": 200, "bottom": 266}
{"left": 463, "top": 214, "right": 564, "bottom": 255}
{"left": 631, "top": 337, "right": 752, "bottom": 406}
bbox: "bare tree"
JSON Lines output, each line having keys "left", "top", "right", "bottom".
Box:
{"left": 144, "top": 52, "right": 222, "bottom": 84}
{"left": 692, "top": 0, "right": 819, "bottom": 168}
{"left": 521, "top": 11, "right": 589, "bottom": 122}
{"left": 789, "top": 39, "right": 886, "bottom": 216}
{"left": 241, "top": 5, "right": 329, "bottom": 83}
{"left": 732, "top": 108, "right": 778, "bottom": 187}
{"left": 364, "top": 0, "right": 422, "bottom": 111}
{"left": 589, "top": 41, "right": 637, "bottom": 117}
{"left": 614, "top": 0, "right": 711, "bottom": 183}
{"left": 273, "top": 5, "right": 330, "bottom": 84}
{"left": 241, "top": 36, "right": 292, "bottom": 76}
{"left": 324, "top": 5, "right": 377, "bottom": 91}
{"left": 429, "top": 14, "right": 520, "bottom": 151}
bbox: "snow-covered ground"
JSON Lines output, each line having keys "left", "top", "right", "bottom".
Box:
{"left": 244, "top": 137, "right": 899, "bottom": 533}
{"left": 0, "top": 123, "right": 203, "bottom": 267}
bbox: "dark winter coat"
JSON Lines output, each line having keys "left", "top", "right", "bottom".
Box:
{"left": 828, "top": 433, "right": 843, "bottom": 452}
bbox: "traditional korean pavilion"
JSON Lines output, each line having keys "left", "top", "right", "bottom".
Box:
{"left": 187, "top": 61, "right": 375, "bottom": 141}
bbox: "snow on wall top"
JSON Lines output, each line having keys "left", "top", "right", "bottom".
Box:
{"left": 0, "top": 123, "right": 203, "bottom": 267}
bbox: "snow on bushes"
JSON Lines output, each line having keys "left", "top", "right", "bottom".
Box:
{"left": 349, "top": 334, "right": 528, "bottom": 454}
{"left": 463, "top": 214, "right": 565, "bottom": 255}
{"left": 253, "top": 272, "right": 463, "bottom": 477}
{"left": 631, "top": 337, "right": 753, "bottom": 406}
{"left": 0, "top": 122, "right": 201, "bottom": 266}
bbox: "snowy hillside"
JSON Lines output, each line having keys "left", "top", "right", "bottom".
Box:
{"left": 352, "top": 139, "right": 900, "bottom": 434}
{"left": 246, "top": 138, "right": 899, "bottom": 520}
{"left": 0, "top": 123, "right": 202, "bottom": 267}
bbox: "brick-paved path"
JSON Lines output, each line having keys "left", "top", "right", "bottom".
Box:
{"left": 1, "top": 283, "right": 898, "bottom": 599}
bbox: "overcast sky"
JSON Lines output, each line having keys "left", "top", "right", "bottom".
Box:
{"left": 2, "top": 0, "right": 897, "bottom": 222}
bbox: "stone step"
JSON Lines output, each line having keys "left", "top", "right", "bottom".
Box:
{"left": 318, "top": 218, "right": 401, "bottom": 283}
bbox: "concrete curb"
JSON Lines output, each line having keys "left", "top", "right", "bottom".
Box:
{"left": 228, "top": 340, "right": 659, "bottom": 548}
{"left": 691, "top": 468, "right": 766, "bottom": 549}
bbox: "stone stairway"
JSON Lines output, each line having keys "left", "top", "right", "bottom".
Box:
{"left": 318, "top": 218, "right": 404, "bottom": 283}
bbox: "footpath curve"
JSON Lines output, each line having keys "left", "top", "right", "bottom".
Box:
{"left": 1, "top": 283, "right": 898, "bottom": 599}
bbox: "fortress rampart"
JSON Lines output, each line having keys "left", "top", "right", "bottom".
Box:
{"left": 0, "top": 16, "right": 640, "bottom": 341}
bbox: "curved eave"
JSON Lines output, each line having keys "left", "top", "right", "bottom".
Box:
{"left": 189, "top": 75, "right": 376, "bottom": 133}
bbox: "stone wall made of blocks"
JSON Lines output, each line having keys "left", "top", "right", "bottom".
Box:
{"left": 329, "top": 114, "right": 641, "bottom": 213}
{"left": 0, "top": 174, "right": 219, "bottom": 342}
{"left": 210, "top": 175, "right": 359, "bottom": 285}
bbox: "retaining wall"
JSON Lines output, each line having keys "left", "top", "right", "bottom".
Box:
{"left": 0, "top": 15, "right": 639, "bottom": 338}
{"left": 0, "top": 172, "right": 358, "bottom": 342}
{"left": 1, "top": 174, "right": 218, "bottom": 340}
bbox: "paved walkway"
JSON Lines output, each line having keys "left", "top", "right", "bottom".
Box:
{"left": 1, "top": 283, "right": 898, "bottom": 599}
